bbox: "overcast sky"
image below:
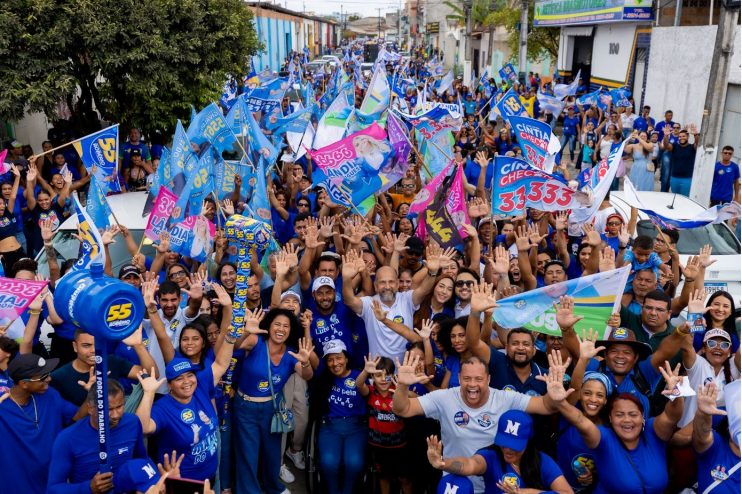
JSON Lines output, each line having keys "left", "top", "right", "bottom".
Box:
{"left": 279, "top": 0, "right": 403, "bottom": 18}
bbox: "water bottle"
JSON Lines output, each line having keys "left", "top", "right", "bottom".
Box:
{"left": 53, "top": 263, "right": 144, "bottom": 341}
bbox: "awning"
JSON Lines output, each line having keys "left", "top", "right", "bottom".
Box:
{"left": 563, "top": 26, "right": 594, "bottom": 36}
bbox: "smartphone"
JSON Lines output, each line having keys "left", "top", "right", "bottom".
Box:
{"left": 165, "top": 477, "right": 205, "bottom": 494}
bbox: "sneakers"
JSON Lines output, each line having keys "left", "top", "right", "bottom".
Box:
{"left": 285, "top": 448, "right": 306, "bottom": 470}
{"left": 280, "top": 464, "right": 295, "bottom": 484}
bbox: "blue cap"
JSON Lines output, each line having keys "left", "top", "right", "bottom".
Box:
{"left": 494, "top": 409, "right": 533, "bottom": 452}
{"left": 583, "top": 371, "right": 614, "bottom": 396}
{"left": 437, "top": 474, "right": 474, "bottom": 494}
{"left": 165, "top": 358, "right": 197, "bottom": 381}
{"left": 113, "top": 459, "right": 159, "bottom": 493}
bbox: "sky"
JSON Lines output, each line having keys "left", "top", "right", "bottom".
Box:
{"left": 279, "top": 0, "right": 403, "bottom": 18}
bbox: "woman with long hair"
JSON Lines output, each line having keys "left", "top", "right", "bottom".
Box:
{"left": 693, "top": 290, "right": 739, "bottom": 352}
{"left": 627, "top": 130, "right": 656, "bottom": 191}
{"left": 413, "top": 275, "right": 456, "bottom": 328}
{"left": 427, "top": 408, "right": 573, "bottom": 494}
{"left": 216, "top": 262, "right": 238, "bottom": 299}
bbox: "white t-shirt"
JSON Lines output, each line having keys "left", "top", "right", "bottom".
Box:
{"left": 621, "top": 113, "right": 638, "bottom": 130}
{"left": 358, "top": 290, "right": 419, "bottom": 362}
{"left": 418, "top": 387, "right": 532, "bottom": 493}
{"left": 678, "top": 355, "right": 740, "bottom": 427}
{"left": 142, "top": 306, "right": 198, "bottom": 394}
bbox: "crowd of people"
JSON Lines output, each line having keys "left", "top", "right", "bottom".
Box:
{"left": 0, "top": 41, "right": 740, "bottom": 494}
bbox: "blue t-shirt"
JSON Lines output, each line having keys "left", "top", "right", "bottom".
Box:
{"left": 556, "top": 416, "right": 597, "bottom": 489}
{"left": 562, "top": 115, "right": 580, "bottom": 136}
{"left": 327, "top": 369, "right": 367, "bottom": 419}
{"left": 48, "top": 413, "right": 146, "bottom": 493}
{"left": 488, "top": 348, "right": 547, "bottom": 396}
{"left": 445, "top": 355, "right": 461, "bottom": 388}
{"left": 478, "top": 447, "right": 564, "bottom": 493}
{"left": 711, "top": 161, "right": 740, "bottom": 202}
{"left": 464, "top": 160, "right": 495, "bottom": 191}
{"left": 633, "top": 116, "right": 656, "bottom": 133}
{"left": 150, "top": 379, "right": 219, "bottom": 481}
{"left": 654, "top": 120, "right": 675, "bottom": 141}
{"left": 307, "top": 302, "right": 357, "bottom": 353}
{"left": 237, "top": 335, "right": 297, "bottom": 397}
{"left": 431, "top": 343, "right": 447, "bottom": 386}
{"left": 0, "top": 368, "right": 11, "bottom": 394}
{"left": 0, "top": 387, "right": 78, "bottom": 494}
{"left": 696, "top": 432, "right": 741, "bottom": 494}
{"left": 593, "top": 418, "right": 667, "bottom": 494}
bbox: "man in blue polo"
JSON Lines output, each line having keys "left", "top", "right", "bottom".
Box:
{"left": 488, "top": 328, "right": 547, "bottom": 395}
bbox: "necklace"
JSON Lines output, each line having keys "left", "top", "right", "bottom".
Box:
{"left": 9, "top": 393, "right": 38, "bottom": 428}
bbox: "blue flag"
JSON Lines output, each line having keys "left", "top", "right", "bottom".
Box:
{"left": 220, "top": 78, "right": 239, "bottom": 111}
{"left": 188, "top": 103, "right": 239, "bottom": 155}
{"left": 505, "top": 115, "right": 561, "bottom": 172}
{"left": 609, "top": 87, "right": 632, "bottom": 107}
{"left": 86, "top": 176, "right": 112, "bottom": 229}
{"left": 499, "top": 63, "right": 518, "bottom": 83}
{"left": 72, "top": 192, "right": 105, "bottom": 271}
{"left": 495, "top": 89, "right": 529, "bottom": 119}
{"left": 72, "top": 125, "right": 121, "bottom": 194}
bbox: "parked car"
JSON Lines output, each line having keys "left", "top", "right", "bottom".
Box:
{"left": 609, "top": 191, "right": 741, "bottom": 307}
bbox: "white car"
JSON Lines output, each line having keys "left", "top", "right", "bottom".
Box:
{"left": 609, "top": 191, "right": 741, "bottom": 307}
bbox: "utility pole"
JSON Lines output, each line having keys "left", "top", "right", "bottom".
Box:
{"left": 377, "top": 8, "right": 383, "bottom": 40}
{"left": 690, "top": 3, "right": 740, "bottom": 204}
{"left": 518, "top": 0, "right": 529, "bottom": 84}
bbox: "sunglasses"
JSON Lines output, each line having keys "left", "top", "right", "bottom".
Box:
{"left": 169, "top": 271, "right": 187, "bottom": 279}
{"left": 606, "top": 221, "right": 622, "bottom": 226}
{"left": 24, "top": 373, "right": 50, "bottom": 382}
{"left": 455, "top": 280, "right": 475, "bottom": 288}
{"left": 297, "top": 203, "right": 310, "bottom": 207}
{"left": 706, "top": 340, "right": 731, "bottom": 350}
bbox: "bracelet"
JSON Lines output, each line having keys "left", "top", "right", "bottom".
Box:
{"left": 618, "top": 244, "right": 627, "bottom": 249}
{"left": 224, "top": 336, "right": 237, "bottom": 345}
{"left": 428, "top": 270, "right": 439, "bottom": 277}
{"left": 28, "top": 309, "right": 41, "bottom": 316}
{"left": 675, "top": 325, "right": 690, "bottom": 336}
{"left": 301, "top": 361, "right": 310, "bottom": 368}
{"left": 147, "top": 307, "right": 159, "bottom": 314}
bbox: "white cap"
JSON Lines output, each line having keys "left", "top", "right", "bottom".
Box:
{"left": 312, "top": 276, "right": 335, "bottom": 293}
{"left": 322, "top": 339, "right": 347, "bottom": 357}
{"left": 703, "top": 328, "right": 732, "bottom": 343}
{"left": 280, "top": 290, "right": 302, "bottom": 303}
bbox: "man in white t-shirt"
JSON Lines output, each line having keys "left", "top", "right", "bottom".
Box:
{"left": 392, "top": 354, "right": 562, "bottom": 494}
{"left": 341, "top": 245, "right": 454, "bottom": 362}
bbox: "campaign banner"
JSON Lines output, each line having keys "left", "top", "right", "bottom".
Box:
{"left": 422, "top": 101, "right": 462, "bottom": 117}
{"left": 360, "top": 64, "right": 390, "bottom": 116}
{"left": 187, "top": 103, "right": 238, "bottom": 155}
{"left": 609, "top": 87, "right": 632, "bottom": 107}
{"left": 506, "top": 115, "right": 561, "bottom": 173}
{"left": 86, "top": 176, "right": 112, "bottom": 229}
{"left": 379, "top": 112, "right": 412, "bottom": 194}
{"left": 145, "top": 186, "right": 178, "bottom": 241}
{"left": 499, "top": 63, "right": 518, "bottom": 83}
{"left": 403, "top": 106, "right": 461, "bottom": 178}
{"left": 491, "top": 156, "right": 590, "bottom": 217}
{"left": 169, "top": 215, "right": 216, "bottom": 262}
{"left": 0, "top": 277, "right": 48, "bottom": 330}
{"left": 537, "top": 91, "right": 567, "bottom": 116}
{"left": 553, "top": 70, "right": 581, "bottom": 99}
{"left": 424, "top": 185, "right": 462, "bottom": 249}
{"left": 245, "top": 77, "right": 289, "bottom": 115}
{"left": 571, "top": 141, "right": 626, "bottom": 224}
{"left": 312, "top": 88, "right": 353, "bottom": 150}
{"left": 72, "top": 192, "right": 106, "bottom": 271}
{"left": 311, "top": 123, "right": 391, "bottom": 206}
{"left": 495, "top": 88, "right": 529, "bottom": 119}
{"left": 409, "top": 160, "right": 455, "bottom": 215}
{"left": 72, "top": 125, "right": 121, "bottom": 194}
{"left": 494, "top": 266, "right": 630, "bottom": 337}
{"left": 0, "top": 150, "right": 9, "bottom": 175}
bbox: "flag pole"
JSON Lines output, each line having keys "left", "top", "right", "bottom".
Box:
{"left": 28, "top": 124, "right": 120, "bottom": 162}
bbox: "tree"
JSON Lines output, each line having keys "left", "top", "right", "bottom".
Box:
{"left": 485, "top": 0, "right": 559, "bottom": 63}
{"left": 0, "top": 0, "right": 262, "bottom": 136}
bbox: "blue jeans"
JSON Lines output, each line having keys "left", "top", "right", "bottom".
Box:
{"left": 660, "top": 151, "right": 672, "bottom": 192}
{"left": 234, "top": 399, "right": 284, "bottom": 494}
{"left": 219, "top": 420, "right": 232, "bottom": 490}
{"left": 670, "top": 177, "right": 692, "bottom": 196}
{"left": 559, "top": 134, "right": 578, "bottom": 161}
{"left": 318, "top": 416, "right": 368, "bottom": 494}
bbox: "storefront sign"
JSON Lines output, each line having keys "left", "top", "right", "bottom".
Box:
{"left": 534, "top": 0, "right": 653, "bottom": 26}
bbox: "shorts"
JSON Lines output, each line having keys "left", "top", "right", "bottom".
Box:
{"left": 369, "top": 444, "right": 409, "bottom": 479}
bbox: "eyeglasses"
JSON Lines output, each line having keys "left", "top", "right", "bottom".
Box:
{"left": 642, "top": 305, "right": 668, "bottom": 313}
{"left": 169, "top": 271, "right": 187, "bottom": 279}
{"left": 673, "top": 126, "right": 681, "bottom": 130}
{"left": 706, "top": 340, "right": 731, "bottom": 350}
{"left": 455, "top": 280, "right": 475, "bottom": 288}
{"left": 606, "top": 221, "right": 622, "bottom": 226}
{"left": 400, "top": 184, "right": 416, "bottom": 189}
{"left": 297, "top": 203, "right": 310, "bottom": 208}
{"left": 722, "top": 151, "right": 733, "bottom": 155}
{"left": 24, "top": 373, "right": 50, "bottom": 382}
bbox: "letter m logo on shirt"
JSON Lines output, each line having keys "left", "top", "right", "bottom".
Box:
{"left": 504, "top": 420, "right": 521, "bottom": 436}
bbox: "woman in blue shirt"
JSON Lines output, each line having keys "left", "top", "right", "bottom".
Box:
{"left": 233, "top": 308, "right": 314, "bottom": 494}
{"left": 310, "top": 339, "right": 367, "bottom": 494}
{"left": 427, "top": 409, "right": 572, "bottom": 493}
{"left": 549, "top": 358, "right": 685, "bottom": 494}
{"left": 438, "top": 316, "right": 489, "bottom": 389}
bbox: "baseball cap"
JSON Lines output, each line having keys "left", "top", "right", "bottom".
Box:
{"left": 596, "top": 327, "right": 652, "bottom": 361}
{"left": 113, "top": 459, "right": 160, "bottom": 493}
{"left": 130, "top": 148, "right": 142, "bottom": 157}
{"left": 10, "top": 140, "right": 22, "bottom": 149}
{"left": 312, "top": 276, "right": 336, "bottom": 293}
{"left": 322, "top": 339, "right": 347, "bottom": 357}
{"left": 606, "top": 213, "right": 624, "bottom": 224}
{"left": 704, "top": 328, "right": 732, "bottom": 343}
{"left": 165, "top": 358, "right": 198, "bottom": 381}
{"left": 405, "top": 236, "right": 424, "bottom": 256}
{"left": 436, "top": 474, "right": 474, "bottom": 494}
{"left": 494, "top": 409, "right": 533, "bottom": 452}
{"left": 281, "top": 289, "right": 302, "bottom": 303}
{"left": 8, "top": 354, "right": 59, "bottom": 382}
{"left": 118, "top": 263, "right": 141, "bottom": 279}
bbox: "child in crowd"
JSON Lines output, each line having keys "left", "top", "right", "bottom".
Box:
{"left": 622, "top": 234, "right": 671, "bottom": 291}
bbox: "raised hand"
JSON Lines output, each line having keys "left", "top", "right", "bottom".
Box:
{"left": 300, "top": 309, "right": 313, "bottom": 332}
{"left": 40, "top": 218, "right": 55, "bottom": 243}
{"left": 537, "top": 350, "right": 573, "bottom": 403}
{"left": 461, "top": 222, "right": 478, "bottom": 239}
{"left": 288, "top": 337, "right": 314, "bottom": 364}
{"left": 318, "top": 216, "right": 336, "bottom": 239}
{"left": 618, "top": 224, "right": 630, "bottom": 246}
{"left": 156, "top": 232, "right": 171, "bottom": 254}
{"left": 599, "top": 245, "right": 616, "bottom": 273}
{"left": 414, "top": 319, "right": 434, "bottom": 339}
{"left": 470, "top": 281, "right": 498, "bottom": 313}
{"left": 244, "top": 308, "right": 267, "bottom": 335}
{"left": 606, "top": 312, "right": 620, "bottom": 328}
{"left": 426, "top": 435, "right": 446, "bottom": 470}
{"left": 136, "top": 367, "right": 166, "bottom": 393}
{"left": 426, "top": 243, "right": 456, "bottom": 275}
{"left": 275, "top": 250, "right": 291, "bottom": 278}
{"left": 341, "top": 250, "right": 362, "bottom": 279}
{"left": 687, "top": 289, "right": 709, "bottom": 314}
{"left": 304, "top": 222, "right": 325, "bottom": 250}
{"left": 527, "top": 224, "right": 547, "bottom": 246}
{"left": 183, "top": 272, "right": 205, "bottom": 299}
{"left": 514, "top": 225, "right": 531, "bottom": 252}
{"left": 122, "top": 324, "right": 144, "bottom": 347}
{"left": 211, "top": 283, "right": 232, "bottom": 307}
{"left": 394, "top": 351, "right": 432, "bottom": 386}
{"left": 26, "top": 163, "right": 37, "bottom": 182}
{"left": 101, "top": 225, "right": 120, "bottom": 246}
{"left": 698, "top": 244, "right": 716, "bottom": 268}
{"left": 393, "top": 233, "right": 410, "bottom": 253}
{"left": 222, "top": 198, "right": 235, "bottom": 217}
{"left": 582, "top": 223, "right": 602, "bottom": 247}
{"left": 491, "top": 245, "right": 510, "bottom": 275}
{"left": 554, "top": 212, "right": 568, "bottom": 231}
{"left": 659, "top": 361, "right": 683, "bottom": 397}
{"left": 62, "top": 170, "right": 73, "bottom": 186}
{"left": 696, "top": 382, "right": 727, "bottom": 416}
{"left": 682, "top": 255, "right": 702, "bottom": 280}
{"left": 467, "top": 197, "right": 489, "bottom": 218}
{"left": 555, "top": 296, "right": 584, "bottom": 330}
{"left": 157, "top": 450, "right": 185, "bottom": 479}
{"left": 363, "top": 354, "right": 382, "bottom": 375}
{"left": 577, "top": 328, "right": 606, "bottom": 360}
{"left": 371, "top": 299, "right": 388, "bottom": 322}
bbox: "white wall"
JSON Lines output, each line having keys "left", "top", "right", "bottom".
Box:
{"left": 591, "top": 24, "right": 638, "bottom": 85}
{"left": 643, "top": 25, "right": 717, "bottom": 126}
{"left": 12, "top": 112, "right": 50, "bottom": 154}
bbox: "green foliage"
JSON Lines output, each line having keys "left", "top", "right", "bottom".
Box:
{"left": 0, "top": 0, "right": 262, "bottom": 135}
{"left": 485, "top": 0, "right": 559, "bottom": 63}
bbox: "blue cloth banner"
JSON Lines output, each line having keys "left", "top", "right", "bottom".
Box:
{"left": 72, "top": 193, "right": 105, "bottom": 270}
{"left": 499, "top": 63, "right": 518, "bottom": 83}
{"left": 72, "top": 125, "right": 121, "bottom": 194}
{"left": 86, "top": 176, "right": 112, "bottom": 229}
{"left": 505, "top": 115, "right": 561, "bottom": 172}
{"left": 495, "top": 88, "right": 529, "bottom": 119}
